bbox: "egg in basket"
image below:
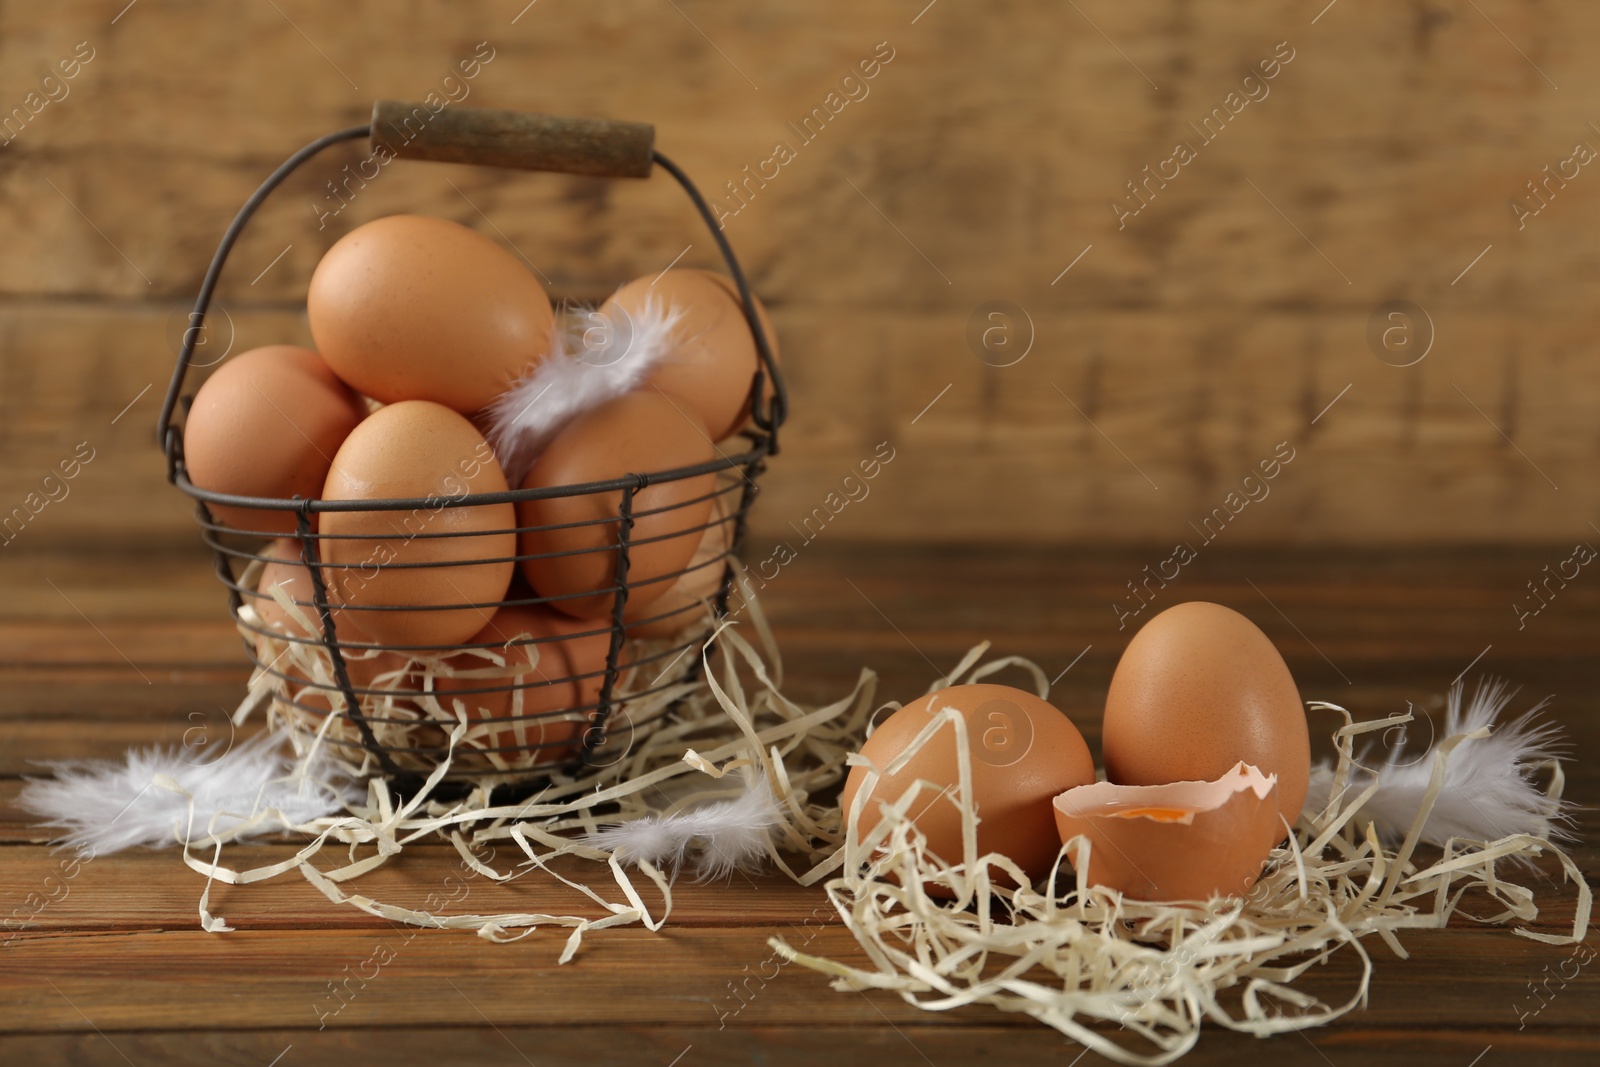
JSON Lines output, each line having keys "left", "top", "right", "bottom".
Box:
{"left": 158, "top": 103, "right": 784, "bottom": 792}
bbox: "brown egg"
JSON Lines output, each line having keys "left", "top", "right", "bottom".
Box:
{"left": 248, "top": 537, "right": 361, "bottom": 640}
{"left": 434, "top": 604, "right": 617, "bottom": 761}
{"left": 624, "top": 489, "right": 735, "bottom": 638}
{"left": 1053, "top": 762, "right": 1284, "bottom": 901}
{"left": 308, "top": 215, "right": 554, "bottom": 414}
{"left": 839, "top": 684, "right": 1097, "bottom": 891}
{"left": 320, "top": 401, "right": 516, "bottom": 647}
{"left": 1102, "top": 601, "right": 1310, "bottom": 833}
{"left": 183, "top": 345, "right": 366, "bottom": 534}
{"left": 599, "top": 269, "right": 778, "bottom": 441}
{"left": 517, "top": 391, "right": 716, "bottom": 619}
{"left": 248, "top": 539, "right": 411, "bottom": 714}
{"left": 699, "top": 272, "right": 780, "bottom": 435}
{"left": 252, "top": 537, "right": 400, "bottom": 655}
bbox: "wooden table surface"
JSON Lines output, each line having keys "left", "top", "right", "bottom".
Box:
{"left": 1, "top": 542, "right": 1597, "bottom": 1066}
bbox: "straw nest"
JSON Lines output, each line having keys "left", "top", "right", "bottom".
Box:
{"left": 234, "top": 554, "right": 699, "bottom": 781}
{"left": 184, "top": 581, "right": 1586, "bottom": 1064}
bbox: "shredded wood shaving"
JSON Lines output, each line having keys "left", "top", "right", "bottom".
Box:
{"left": 773, "top": 698, "right": 1589, "bottom": 1064}
{"left": 194, "top": 565, "right": 1587, "bottom": 1061}
{"left": 193, "top": 568, "right": 878, "bottom": 957}
{"left": 238, "top": 558, "right": 693, "bottom": 781}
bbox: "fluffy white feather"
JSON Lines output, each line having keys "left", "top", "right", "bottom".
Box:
{"left": 584, "top": 773, "right": 782, "bottom": 881}
{"left": 17, "top": 730, "right": 358, "bottom": 854}
{"left": 484, "top": 295, "right": 686, "bottom": 485}
{"left": 1306, "top": 677, "right": 1568, "bottom": 848}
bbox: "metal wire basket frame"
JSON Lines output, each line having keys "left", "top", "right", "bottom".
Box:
{"left": 156, "top": 105, "right": 787, "bottom": 795}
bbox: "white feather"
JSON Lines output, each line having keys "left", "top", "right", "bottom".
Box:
{"left": 584, "top": 774, "right": 782, "bottom": 881}
{"left": 483, "top": 296, "right": 686, "bottom": 485}
{"left": 17, "top": 730, "right": 357, "bottom": 854}
{"left": 1306, "top": 677, "right": 1568, "bottom": 848}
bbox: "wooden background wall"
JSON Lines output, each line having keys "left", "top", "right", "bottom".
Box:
{"left": 2, "top": 0, "right": 1597, "bottom": 554}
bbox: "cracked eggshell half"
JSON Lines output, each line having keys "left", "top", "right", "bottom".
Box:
{"left": 1052, "top": 761, "right": 1283, "bottom": 902}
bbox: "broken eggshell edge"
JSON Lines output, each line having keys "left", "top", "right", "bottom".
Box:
{"left": 1052, "top": 761, "right": 1284, "bottom": 903}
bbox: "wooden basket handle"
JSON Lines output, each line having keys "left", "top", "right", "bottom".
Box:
{"left": 372, "top": 100, "right": 655, "bottom": 178}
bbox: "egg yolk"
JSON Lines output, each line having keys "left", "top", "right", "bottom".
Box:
{"left": 1109, "top": 806, "right": 1194, "bottom": 823}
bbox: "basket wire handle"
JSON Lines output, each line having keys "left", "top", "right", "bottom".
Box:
{"left": 159, "top": 104, "right": 787, "bottom": 467}
{"left": 652, "top": 151, "right": 787, "bottom": 447}
{"left": 369, "top": 100, "right": 784, "bottom": 440}
{"left": 158, "top": 123, "right": 369, "bottom": 469}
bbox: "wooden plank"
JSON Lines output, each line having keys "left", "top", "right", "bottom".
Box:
{"left": 0, "top": 845, "right": 850, "bottom": 933}
{"left": 2, "top": 2, "right": 1599, "bottom": 306}
{"left": 1, "top": 924, "right": 1596, "bottom": 1033}
{"left": 3, "top": 544, "right": 1599, "bottom": 781}
{"left": 6, "top": 659, "right": 1593, "bottom": 777}
{"left": 2, "top": 1, "right": 1600, "bottom": 546}
{"left": 0, "top": 549, "right": 224, "bottom": 621}
{"left": 1, "top": 842, "right": 1585, "bottom": 936}
{"left": 0, "top": 622, "right": 239, "bottom": 670}
{"left": 2, "top": 1024, "right": 1596, "bottom": 1067}
{"left": 0, "top": 721, "right": 267, "bottom": 775}
{"left": 10, "top": 543, "right": 1600, "bottom": 669}
{"left": 3, "top": 734, "right": 1595, "bottom": 865}
{"left": 3, "top": 303, "right": 1599, "bottom": 548}
{"left": 0, "top": 542, "right": 1595, "bottom": 1058}
{"left": 0, "top": 666, "right": 246, "bottom": 720}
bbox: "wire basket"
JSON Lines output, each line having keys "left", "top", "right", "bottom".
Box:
{"left": 157, "top": 102, "right": 786, "bottom": 797}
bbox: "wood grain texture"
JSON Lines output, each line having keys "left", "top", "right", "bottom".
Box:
{"left": 4, "top": 3, "right": 1600, "bottom": 1057}
{"left": 0, "top": 845, "right": 849, "bottom": 932}
{"left": 2, "top": 1027, "right": 1599, "bottom": 1067}
{"left": 3, "top": 925, "right": 1596, "bottom": 1033}
{"left": 2, "top": 1, "right": 1598, "bottom": 545}
{"left": 0, "top": 544, "right": 1597, "bottom": 1065}
{"left": 9, "top": 843, "right": 1589, "bottom": 934}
